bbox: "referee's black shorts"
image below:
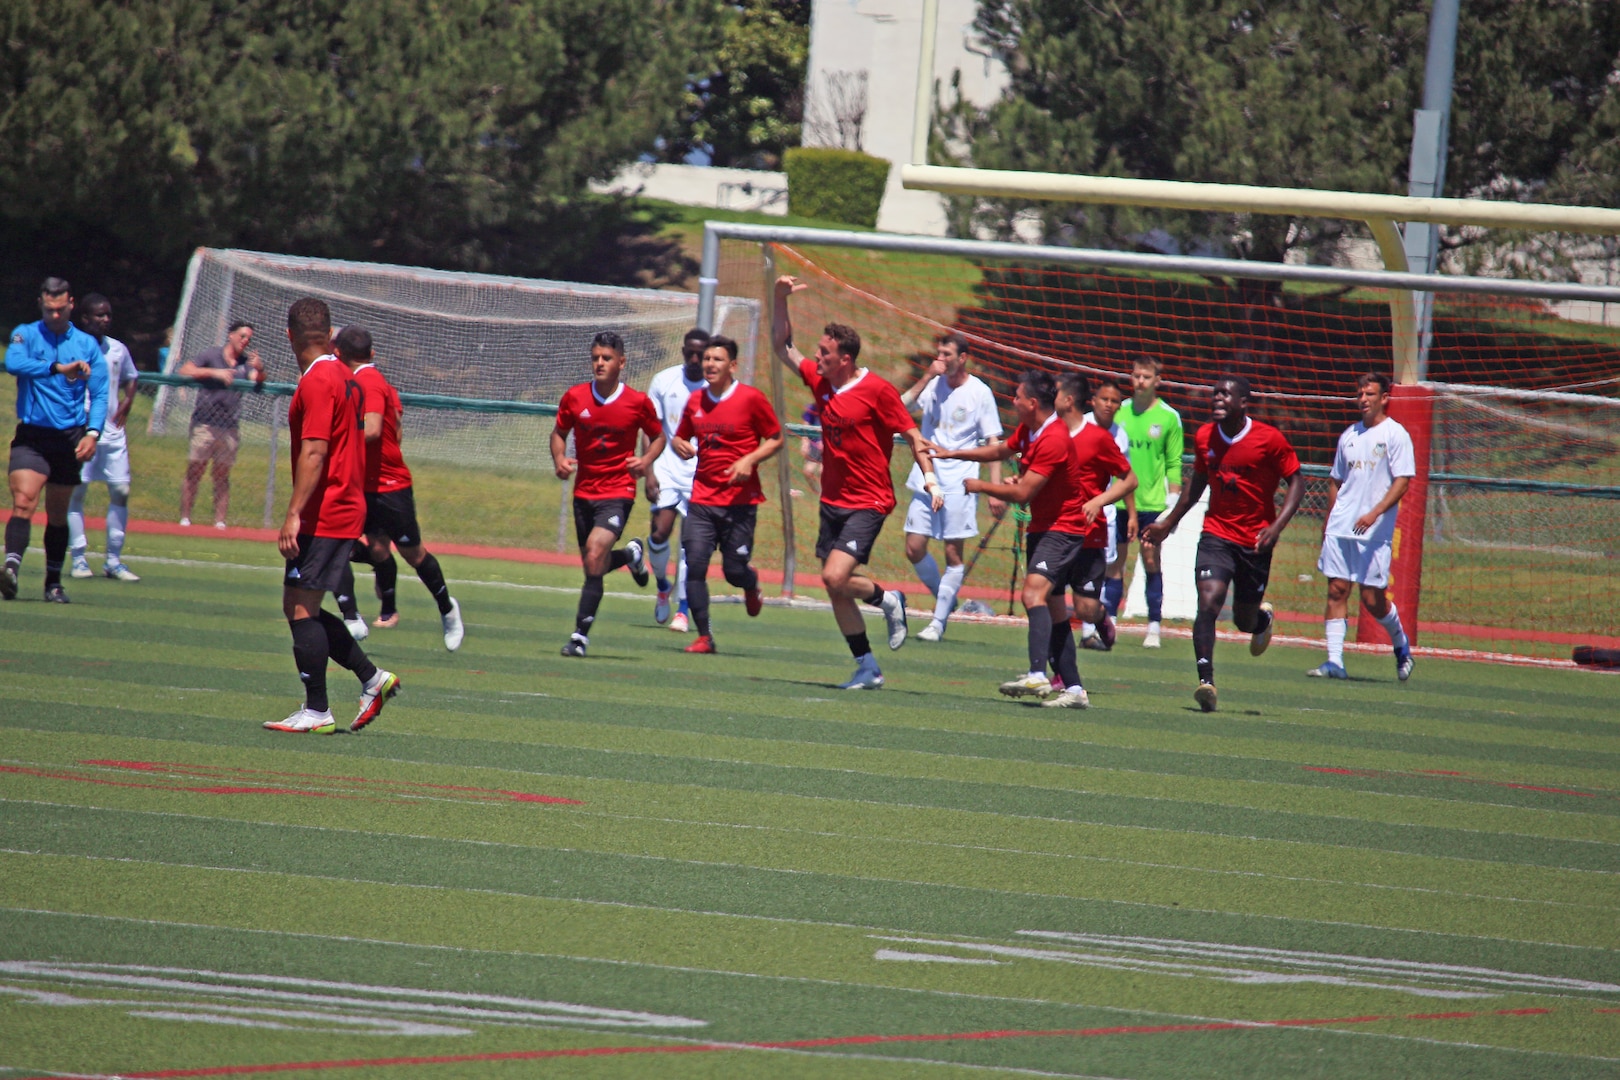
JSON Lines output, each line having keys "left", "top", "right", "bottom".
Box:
{"left": 365, "top": 488, "right": 424, "bottom": 548}
{"left": 9, "top": 423, "right": 84, "bottom": 486}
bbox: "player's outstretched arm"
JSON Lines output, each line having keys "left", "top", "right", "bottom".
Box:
{"left": 928, "top": 440, "right": 1015, "bottom": 464}
{"left": 899, "top": 426, "right": 948, "bottom": 510}
{"left": 1141, "top": 472, "right": 1207, "bottom": 544}
{"left": 1083, "top": 470, "right": 1138, "bottom": 524}
{"left": 771, "top": 275, "right": 807, "bottom": 372}
{"left": 1256, "top": 471, "right": 1308, "bottom": 552}
{"left": 966, "top": 468, "right": 1048, "bottom": 507}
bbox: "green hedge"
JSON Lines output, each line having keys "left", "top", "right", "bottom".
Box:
{"left": 782, "top": 148, "right": 890, "bottom": 227}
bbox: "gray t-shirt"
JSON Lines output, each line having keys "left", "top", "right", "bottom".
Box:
{"left": 188, "top": 346, "right": 243, "bottom": 430}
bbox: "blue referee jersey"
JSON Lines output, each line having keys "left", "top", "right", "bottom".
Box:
{"left": 5, "top": 321, "right": 108, "bottom": 433}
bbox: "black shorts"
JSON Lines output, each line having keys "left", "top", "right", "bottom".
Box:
{"left": 365, "top": 488, "right": 423, "bottom": 548}
{"left": 9, "top": 423, "right": 84, "bottom": 486}
{"left": 1026, "top": 529, "right": 1085, "bottom": 586}
{"left": 815, "top": 503, "right": 887, "bottom": 565}
{"left": 1196, "top": 532, "right": 1274, "bottom": 605}
{"left": 284, "top": 534, "right": 356, "bottom": 594}
{"left": 1068, "top": 546, "right": 1109, "bottom": 600}
{"left": 683, "top": 503, "right": 758, "bottom": 569}
{"left": 1118, "top": 507, "right": 1163, "bottom": 545}
{"left": 573, "top": 497, "right": 634, "bottom": 549}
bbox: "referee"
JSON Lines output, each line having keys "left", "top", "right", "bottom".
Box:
{"left": 3, "top": 278, "right": 108, "bottom": 602}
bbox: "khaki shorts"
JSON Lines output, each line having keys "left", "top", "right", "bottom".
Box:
{"left": 188, "top": 424, "right": 240, "bottom": 467}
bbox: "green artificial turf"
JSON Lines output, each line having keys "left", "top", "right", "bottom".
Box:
{"left": 1, "top": 534, "right": 1617, "bottom": 1079}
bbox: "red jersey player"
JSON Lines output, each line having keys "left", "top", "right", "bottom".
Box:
{"left": 550, "top": 330, "right": 665, "bottom": 657}
{"left": 265, "top": 299, "right": 399, "bottom": 735}
{"left": 669, "top": 334, "right": 784, "bottom": 654}
{"left": 934, "top": 370, "right": 1134, "bottom": 709}
{"left": 331, "top": 327, "right": 463, "bottom": 652}
{"left": 771, "top": 275, "right": 940, "bottom": 691}
{"left": 1143, "top": 374, "right": 1305, "bottom": 712}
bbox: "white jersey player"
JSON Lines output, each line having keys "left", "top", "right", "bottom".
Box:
{"left": 900, "top": 333, "right": 1004, "bottom": 641}
{"left": 1311, "top": 372, "right": 1415, "bottom": 682}
{"left": 644, "top": 328, "right": 711, "bottom": 631}
{"left": 68, "top": 294, "right": 141, "bottom": 582}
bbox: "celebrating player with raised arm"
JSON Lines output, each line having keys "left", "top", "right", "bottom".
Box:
{"left": 551, "top": 331, "right": 664, "bottom": 658}
{"left": 267, "top": 299, "right": 399, "bottom": 734}
{"left": 1143, "top": 375, "right": 1305, "bottom": 713}
{"left": 1311, "top": 372, "right": 1415, "bottom": 681}
{"left": 670, "top": 334, "right": 783, "bottom": 654}
{"left": 772, "top": 275, "right": 939, "bottom": 690}
{"left": 934, "top": 370, "right": 1134, "bottom": 709}
{"left": 645, "top": 328, "right": 711, "bottom": 632}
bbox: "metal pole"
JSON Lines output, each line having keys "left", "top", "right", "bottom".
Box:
{"left": 911, "top": 0, "right": 941, "bottom": 165}
{"left": 697, "top": 227, "right": 721, "bottom": 332}
{"left": 763, "top": 247, "right": 796, "bottom": 598}
{"left": 1403, "top": 0, "right": 1461, "bottom": 382}
{"left": 262, "top": 397, "right": 281, "bottom": 528}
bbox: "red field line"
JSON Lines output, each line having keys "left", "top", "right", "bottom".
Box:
{"left": 79, "top": 760, "right": 583, "bottom": 806}
{"left": 1302, "top": 765, "right": 1616, "bottom": 801}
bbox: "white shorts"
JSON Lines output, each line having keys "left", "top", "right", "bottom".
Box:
{"left": 903, "top": 490, "right": 979, "bottom": 541}
{"left": 80, "top": 439, "right": 131, "bottom": 485}
{"left": 652, "top": 484, "right": 690, "bottom": 516}
{"left": 1318, "top": 535, "right": 1393, "bottom": 589}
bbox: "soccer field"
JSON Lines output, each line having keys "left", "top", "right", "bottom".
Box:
{"left": 2, "top": 534, "right": 1617, "bottom": 1079}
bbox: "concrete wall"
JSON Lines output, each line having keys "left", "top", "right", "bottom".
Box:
{"left": 590, "top": 162, "right": 788, "bottom": 216}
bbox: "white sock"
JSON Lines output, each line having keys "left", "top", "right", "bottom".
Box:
{"left": 1378, "top": 604, "right": 1409, "bottom": 652}
{"left": 67, "top": 484, "right": 88, "bottom": 558}
{"left": 106, "top": 484, "right": 130, "bottom": 560}
{"left": 675, "top": 544, "right": 688, "bottom": 606}
{"left": 933, "top": 563, "right": 964, "bottom": 625}
{"left": 1326, "top": 617, "right": 1347, "bottom": 666}
{"left": 648, "top": 536, "right": 671, "bottom": 589}
{"left": 1081, "top": 621, "right": 1096, "bottom": 638}
{"left": 912, "top": 552, "right": 941, "bottom": 595}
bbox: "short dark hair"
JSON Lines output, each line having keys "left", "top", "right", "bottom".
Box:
{"left": 79, "top": 293, "right": 110, "bottom": 312}
{"left": 1093, "top": 380, "right": 1124, "bottom": 399}
{"left": 287, "top": 298, "right": 332, "bottom": 349}
{"left": 334, "top": 325, "right": 373, "bottom": 360}
{"left": 936, "top": 331, "right": 970, "bottom": 356}
{"left": 1018, "top": 368, "right": 1057, "bottom": 410}
{"left": 1217, "top": 372, "right": 1253, "bottom": 400}
{"left": 592, "top": 330, "right": 625, "bottom": 354}
{"left": 683, "top": 328, "right": 711, "bottom": 349}
{"left": 1356, "top": 371, "right": 1392, "bottom": 394}
{"left": 228, "top": 319, "right": 255, "bottom": 335}
{"left": 1056, "top": 372, "right": 1089, "bottom": 405}
{"left": 706, "top": 334, "right": 739, "bottom": 360}
{"left": 823, "top": 323, "right": 861, "bottom": 361}
{"left": 40, "top": 277, "right": 70, "bottom": 297}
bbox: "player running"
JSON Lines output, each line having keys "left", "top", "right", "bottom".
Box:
{"left": 771, "top": 275, "right": 939, "bottom": 690}
{"left": 267, "top": 299, "right": 399, "bottom": 734}
{"left": 551, "top": 331, "right": 664, "bottom": 658}
{"left": 645, "top": 328, "right": 710, "bottom": 633}
{"left": 332, "top": 327, "right": 464, "bottom": 651}
{"left": 1054, "top": 373, "right": 1125, "bottom": 651}
{"left": 899, "top": 332, "right": 1005, "bottom": 642}
{"left": 670, "top": 334, "right": 783, "bottom": 654}
{"left": 1143, "top": 375, "right": 1305, "bottom": 713}
{"left": 67, "top": 294, "right": 141, "bottom": 582}
{"left": 1311, "top": 372, "right": 1415, "bottom": 681}
{"left": 1114, "top": 356, "right": 1184, "bottom": 647}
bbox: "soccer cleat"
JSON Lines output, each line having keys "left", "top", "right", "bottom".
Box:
{"left": 745, "top": 586, "right": 763, "bottom": 617}
{"left": 178, "top": 517, "right": 191, "bottom": 527}
{"left": 561, "top": 633, "right": 589, "bottom": 657}
{"left": 214, "top": 521, "right": 228, "bottom": 531}
{"left": 1048, "top": 673, "right": 1065, "bottom": 692}
{"left": 0, "top": 564, "right": 15, "bottom": 600}
{"left": 669, "top": 611, "right": 690, "bottom": 633}
{"left": 1194, "top": 682, "right": 1218, "bottom": 712}
{"left": 1042, "top": 687, "right": 1091, "bottom": 709}
{"left": 43, "top": 583, "right": 70, "bottom": 604}
{"left": 1395, "top": 646, "right": 1415, "bottom": 682}
{"left": 1098, "top": 612, "right": 1117, "bottom": 650}
{"left": 1307, "top": 661, "right": 1349, "bottom": 680}
{"left": 263, "top": 707, "right": 337, "bottom": 734}
{"left": 343, "top": 614, "right": 370, "bottom": 642}
{"left": 999, "top": 672, "right": 1053, "bottom": 699}
{"left": 351, "top": 670, "right": 400, "bottom": 732}
{"left": 654, "top": 588, "right": 672, "bottom": 624}
{"left": 839, "top": 657, "right": 884, "bottom": 690}
{"left": 684, "top": 635, "right": 716, "bottom": 654}
{"left": 1249, "top": 601, "right": 1275, "bottom": 656}
{"left": 1143, "top": 621, "right": 1162, "bottom": 648}
{"left": 70, "top": 557, "right": 93, "bottom": 579}
{"left": 916, "top": 621, "right": 944, "bottom": 642}
{"left": 880, "top": 589, "right": 908, "bottom": 650}
{"left": 1081, "top": 632, "right": 1107, "bottom": 651}
{"left": 373, "top": 612, "right": 400, "bottom": 629}
{"left": 104, "top": 561, "right": 140, "bottom": 582}
{"left": 625, "top": 538, "right": 649, "bottom": 587}
{"left": 441, "top": 598, "right": 464, "bottom": 651}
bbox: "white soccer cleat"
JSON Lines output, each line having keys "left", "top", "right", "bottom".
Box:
{"left": 1395, "top": 646, "right": 1415, "bottom": 682}
{"left": 1042, "top": 687, "right": 1090, "bottom": 709}
{"left": 1143, "top": 621, "right": 1162, "bottom": 648}
{"left": 351, "top": 669, "right": 401, "bottom": 732}
{"left": 916, "top": 621, "right": 944, "bottom": 643}
{"left": 839, "top": 657, "right": 884, "bottom": 690}
{"left": 561, "top": 633, "right": 589, "bottom": 657}
{"left": 1307, "top": 661, "right": 1348, "bottom": 680}
{"left": 264, "top": 707, "right": 337, "bottom": 734}
{"left": 214, "top": 521, "right": 228, "bottom": 531}
{"left": 70, "top": 557, "right": 93, "bottom": 579}
{"left": 1194, "top": 682, "right": 1218, "bottom": 712}
{"left": 344, "top": 614, "right": 370, "bottom": 642}
{"left": 441, "top": 598, "right": 464, "bottom": 651}
{"left": 625, "top": 538, "right": 649, "bottom": 587}
{"left": 178, "top": 517, "right": 191, "bottom": 527}
{"left": 880, "top": 589, "right": 908, "bottom": 650}
{"left": 669, "top": 611, "right": 690, "bottom": 634}
{"left": 1249, "top": 601, "right": 1275, "bottom": 657}
{"left": 654, "top": 588, "right": 672, "bottom": 624}
{"left": 999, "top": 672, "right": 1053, "bottom": 699}
{"left": 104, "top": 561, "right": 140, "bottom": 582}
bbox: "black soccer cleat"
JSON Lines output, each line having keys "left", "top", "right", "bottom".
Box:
{"left": 43, "top": 583, "right": 70, "bottom": 604}
{"left": 561, "top": 633, "right": 588, "bottom": 658}
{"left": 0, "top": 564, "right": 16, "bottom": 600}
{"left": 625, "top": 538, "right": 649, "bottom": 588}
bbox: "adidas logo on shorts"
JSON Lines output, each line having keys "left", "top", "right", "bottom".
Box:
{"left": 1035, "top": 561, "right": 1048, "bottom": 570}
{"left": 608, "top": 515, "right": 621, "bottom": 526}
{"left": 736, "top": 545, "right": 748, "bottom": 555}
{"left": 846, "top": 541, "right": 857, "bottom": 550}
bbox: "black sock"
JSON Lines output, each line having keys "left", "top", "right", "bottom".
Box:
{"left": 318, "top": 609, "right": 378, "bottom": 685}
{"left": 4, "top": 516, "right": 28, "bottom": 566}
{"left": 43, "top": 523, "right": 68, "bottom": 586}
{"left": 334, "top": 565, "right": 360, "bottom": 620}
{"left": 687, "top": 578, "right": 711, "bottom": 637}
{"left": 864, "top": 582, "right": 886, "bottom": 607}
{"left": 609, "top": 548, "right": 631, "bottom": 571}
{"left": 1049, "top": 618, "right": 1081, "bottom": 689}
{"left": 375, "top": 555, "right": 399, "bottom": 616}
{"left": 414, "top": 553, "right": 452, "bottom": 615}
{"left": 1027, "top": 605, "right": 1053, "bottom": 673}
{"left": 289, "top": 617, "right": 330, "bottom": 713}
{"left": 845, "top": 632, "right": 872, "bottom": 659}
{"left": 1194, "top": 608, "right": 1217, "bottom": 684}
{"left": 576, "top": 575, "right": 604, "bottom": 636}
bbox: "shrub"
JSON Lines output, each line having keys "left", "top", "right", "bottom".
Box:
{"left": 783, "top": 148, "right": 890, "bottom": 227}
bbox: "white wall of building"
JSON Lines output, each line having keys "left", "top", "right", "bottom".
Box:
{"left": 589, "top": 162, "right": 788, "bottom": 216}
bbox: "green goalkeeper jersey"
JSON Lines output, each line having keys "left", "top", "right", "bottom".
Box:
{"left": 1118, "top": 397, "right": 1184, "bottom": 512}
